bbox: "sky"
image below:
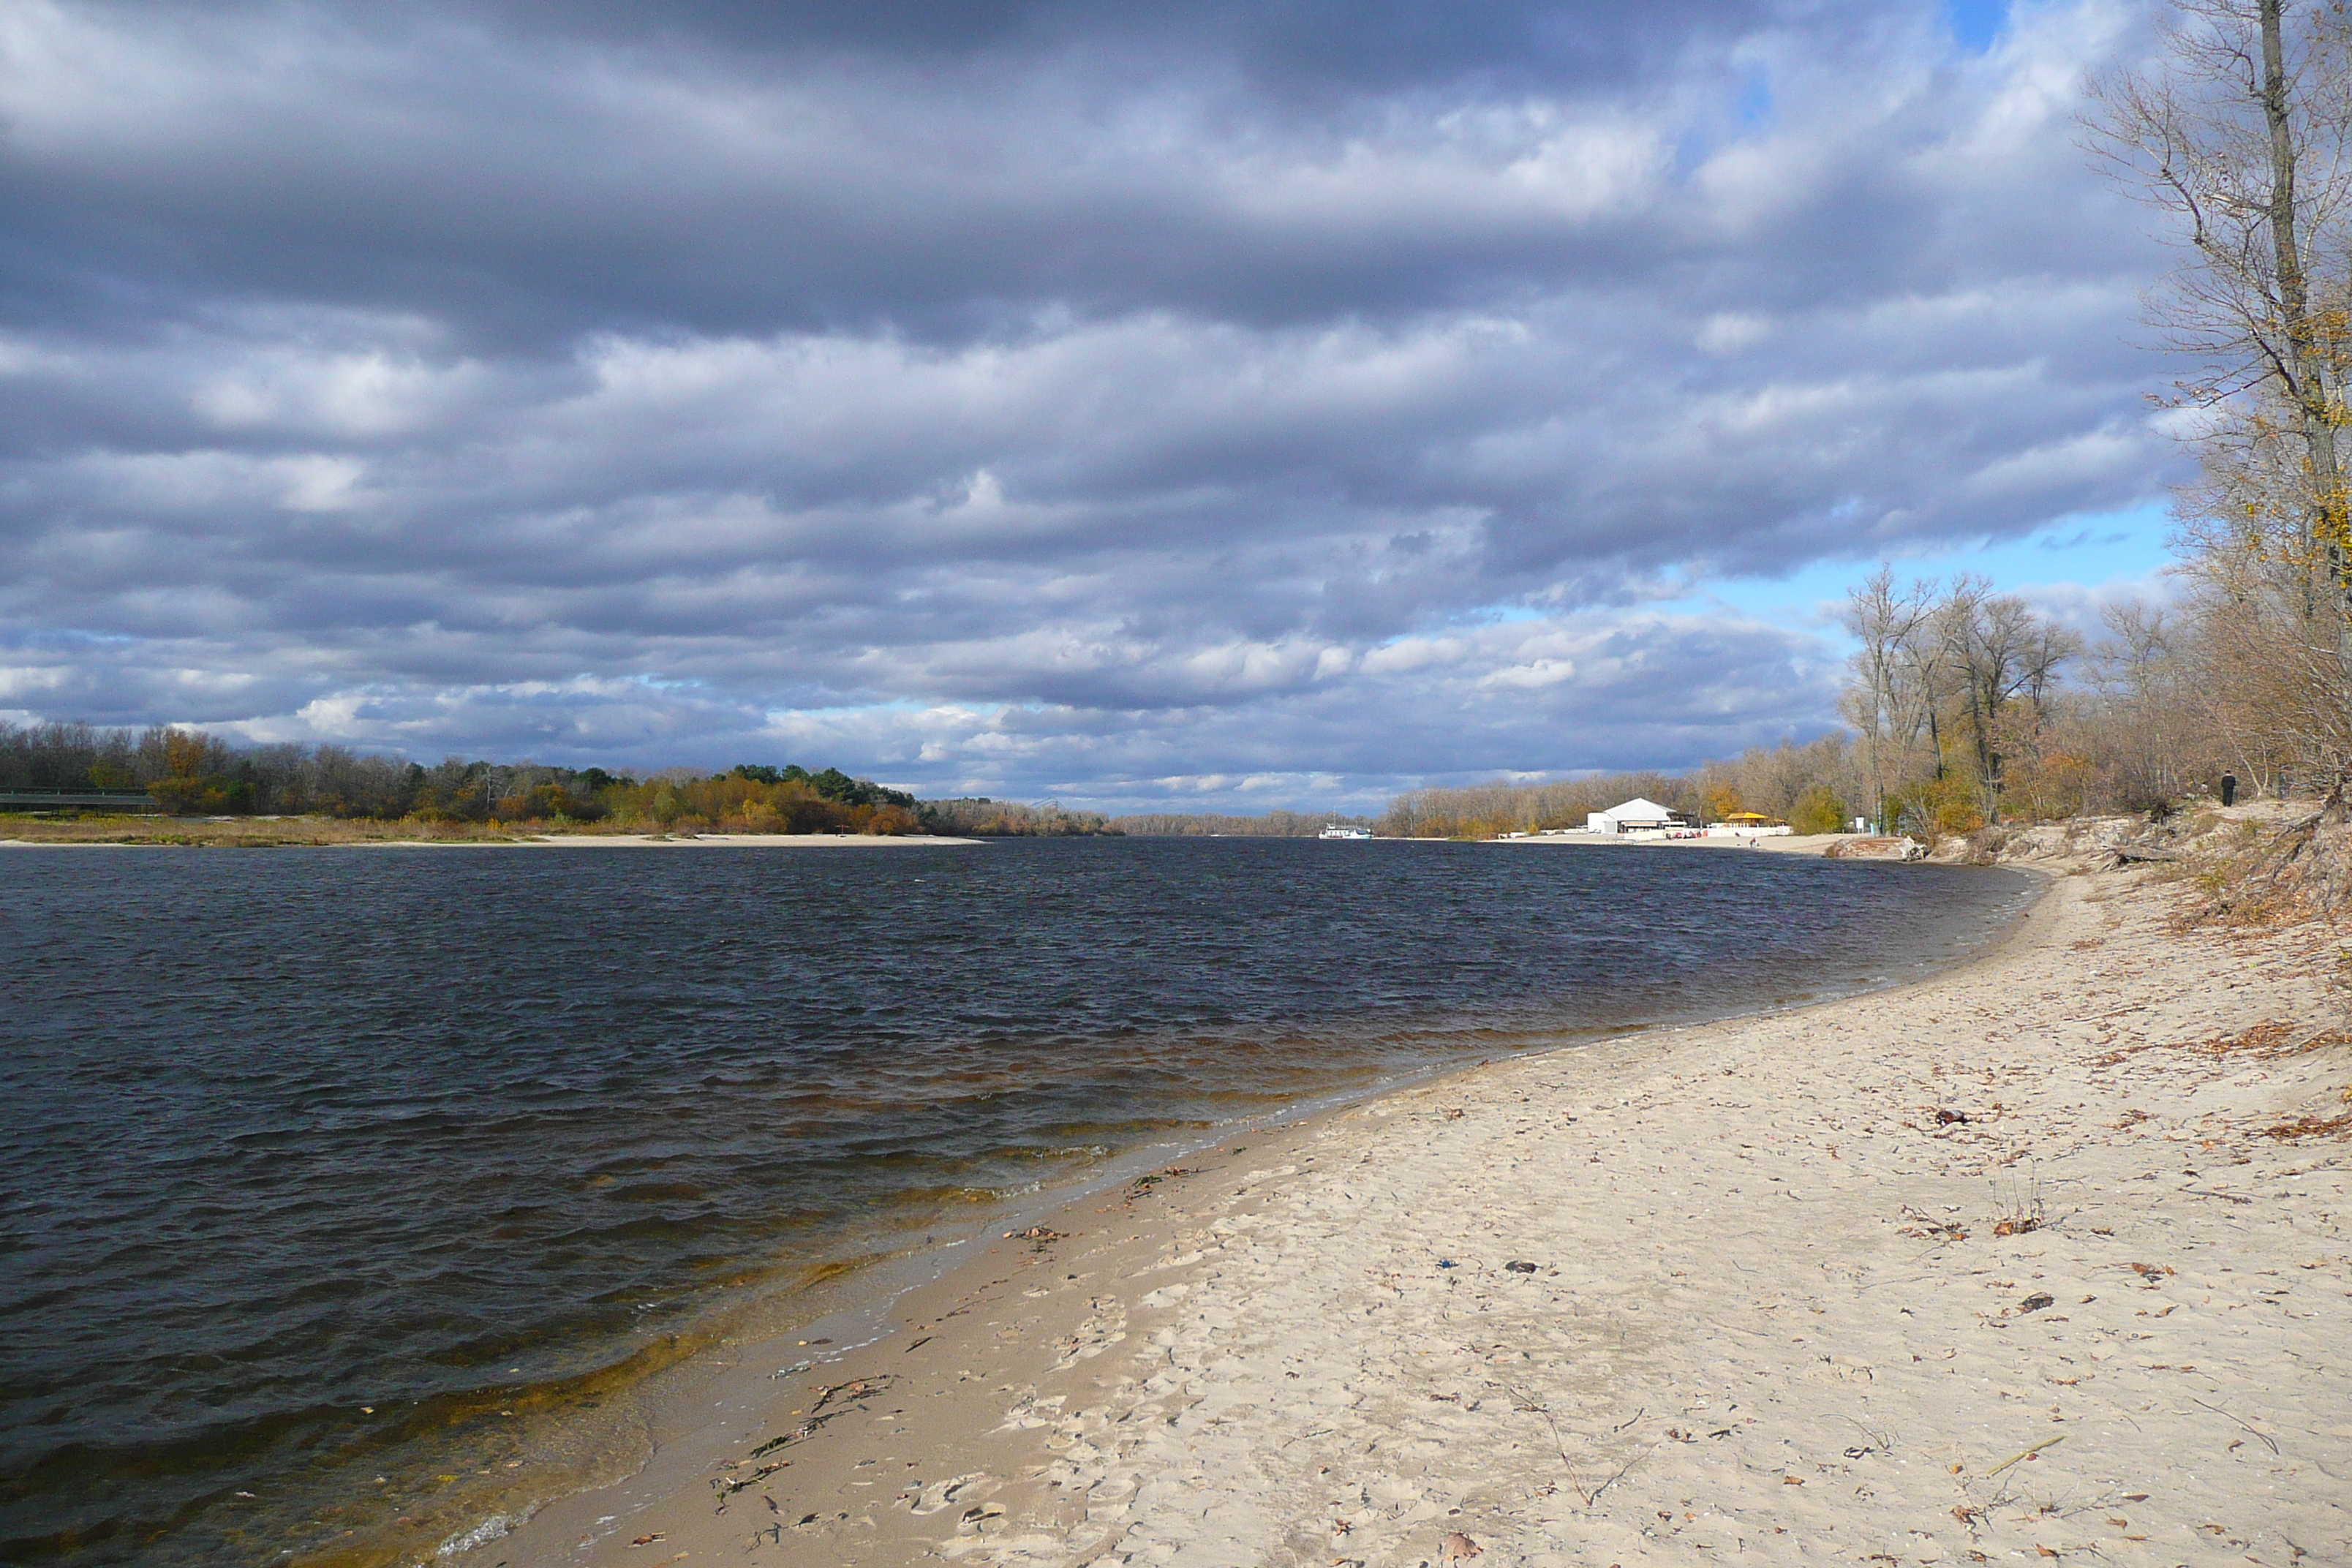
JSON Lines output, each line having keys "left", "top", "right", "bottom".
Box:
{"left": 0, "top": 0, "right": 2193, "bottom": 811}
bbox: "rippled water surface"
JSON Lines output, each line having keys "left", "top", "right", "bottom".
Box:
{"left": 0, "top": 838, "right": 2032, "bottom": 1564}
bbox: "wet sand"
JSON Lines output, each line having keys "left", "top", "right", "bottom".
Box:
{"left": 487, "top": 851, "right": 2351, "bottom": 1568}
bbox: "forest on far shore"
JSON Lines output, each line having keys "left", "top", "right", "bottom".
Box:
{"left": 0, "top": 723, "right": 1131, "bottom": 837}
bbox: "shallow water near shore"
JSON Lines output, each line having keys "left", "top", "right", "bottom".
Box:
{"left": 0, "top": 837, "right": 2032, "bottom": 1566}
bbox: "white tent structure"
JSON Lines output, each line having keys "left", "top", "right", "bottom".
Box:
{"left": 1586, "top": 796, "right": 1678, "bottom": 835}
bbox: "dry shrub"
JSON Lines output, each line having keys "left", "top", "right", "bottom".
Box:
{"left": 2176, "top": 809, "right": 2352, "bottom": 928}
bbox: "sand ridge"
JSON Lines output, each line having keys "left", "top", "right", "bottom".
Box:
{"left": 497, "top": 862, "right": 2350, "bottom": 1568}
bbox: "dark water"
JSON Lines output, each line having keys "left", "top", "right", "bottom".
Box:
{"left": 0, "top": 838, "right": 2032, "bottom": 1565}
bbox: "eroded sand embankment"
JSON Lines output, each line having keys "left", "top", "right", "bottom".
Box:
{"left": 497, "top": 856, "right": 2351, "bottom": 1568}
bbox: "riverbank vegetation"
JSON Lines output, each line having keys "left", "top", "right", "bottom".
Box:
{"left": 0, "top": 720, "right": 1157, "bottom": 840}
{"left": 1382, "top": 555, "right": 2296, "bottom": 846}
{"left": 0, "top": 732, "right": 946, "bottom": 836}
{"left": 918, "top": 799, "right": 1117, "bottom": 837}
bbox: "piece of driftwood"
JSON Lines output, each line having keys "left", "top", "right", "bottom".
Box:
{"left": 2111, "top": 845, "right": 2182, "bottom": 864}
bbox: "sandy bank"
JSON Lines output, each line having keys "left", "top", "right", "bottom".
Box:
{"left": 492, "top": 858, "right": 2350, "bottom": 1568}
{"left": 1492, "top": 832, "right": 1859, "bottom": 856}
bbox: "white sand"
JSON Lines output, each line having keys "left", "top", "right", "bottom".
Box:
{"left": 1493, "top": 832, "right": 1862, "bottom": 856}
{"left": 497, "top": 857, "right": 2351, "bottom": 1568}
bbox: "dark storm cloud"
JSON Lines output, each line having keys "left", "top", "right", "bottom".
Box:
{"left": 0, "top": 0, "right": 2179, "bottom": 806}
{"left": 484, "top": 0, "right": 1747, "bottom": 84}
{"left": 0, "top": 0, "right": 2048, "bottom": 346}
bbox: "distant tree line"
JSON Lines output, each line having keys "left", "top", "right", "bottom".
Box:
{"left": 919, "top": 798, "right": 1120, "bottom": 836}
{"left": 1107, "top": 810, "right": 1373, "bottom": 836}
{"left": 1386, "top": 543, "right": 2318, "bottom": 845}
{"left": 1381, "top": 772, "right": 1695, "bottom": 840}
{"left": 1375, "top": 755, "right": 1850, "bottom": 841}
{"left": 0, "top": 724, "right": 954, "bottom": 834}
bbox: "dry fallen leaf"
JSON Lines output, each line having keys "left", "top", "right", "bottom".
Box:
{"left": 1441, "top": 1531, "right": 1482, "bottom": 1560}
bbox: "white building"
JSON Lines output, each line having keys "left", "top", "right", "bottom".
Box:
{"left": 1585, "top": 796, "right": 1680, "bottom": 835}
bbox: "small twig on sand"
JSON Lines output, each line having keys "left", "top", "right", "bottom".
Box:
{"left": 2191, "top": 1398, "right": 2280, "bottom": 1455}
{"left": 1983, "top": 1435, "right": 2065, "bottom": 1477}
{"left": 1839, "top": 1415, "right": 1897, "bottom": 1455}
{"left": 1506, "top": 1385, "right": 1650, "bottom": 1507}
{"left": 1578, "top": 1449, "right": 1649, "bottom": 1507}
{"left": 1507, "top": 1384, "right": 1574, "bottom": 1478}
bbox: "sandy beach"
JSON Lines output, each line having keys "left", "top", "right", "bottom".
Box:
{"left": 1490, "top": 832, "right": 1863, "bottom": 856}
{"left": 489, "top": 844, "right": 2350, "bottom": 1568}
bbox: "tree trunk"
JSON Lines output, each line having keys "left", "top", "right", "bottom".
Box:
{"left": 2258, "top": 0, "right": 2352, "bottom": 668}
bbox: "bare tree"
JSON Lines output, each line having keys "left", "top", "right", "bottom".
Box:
{"left": 1929, "top": 580, "right": 2079, "bottom": 821}
{"left": 1835, "top": 572, "right": 2084, "bottom": 828}
{"left": 2088, "top": 1, "right": 2352, "bottom": 543}
{"left": 2087, "top": 0, "right": 2352, "bottom": 792}
{"left": 1838, "top": 566, "right": 1936, "bottom": 830}
{"left": 1942, "top": 580, "right": 2083, "bottom": 817}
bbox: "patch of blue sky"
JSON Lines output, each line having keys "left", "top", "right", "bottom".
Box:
{"left": 1651, "top": 500, "right": 2181, "bottom": 638}
{"left": 1670, "top": 59, "right": 1775, "bottom": 175}
{"left": 764, "top": 698, "right": 932, "bottom": 719}
{"left": 1944, "top": 0, "right": 2008, "bottom": 53}
{"left": 1450, "top": 502, "right": 2178, "bottom": 639}
{"left": 13, "top": 627, "right": 139, "bottom": 647}
{"left": 1469, "top": 603, "right": 1550, "bottom": 626}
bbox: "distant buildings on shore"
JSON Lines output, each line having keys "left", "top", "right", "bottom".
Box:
{"left": 1577, "top": 796, "right": 1798, "bottom": 840}
{"left": 1584, "top": 796, "right": 1684, "bottom": 835}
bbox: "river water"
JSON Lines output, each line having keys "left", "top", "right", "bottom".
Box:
{"left": 0, "top": 837, "right": 2033, "bottom": 1565}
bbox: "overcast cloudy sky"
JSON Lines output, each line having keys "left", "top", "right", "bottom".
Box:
{"left": 0, "top": 0, "right": 2186, "bottom": 809}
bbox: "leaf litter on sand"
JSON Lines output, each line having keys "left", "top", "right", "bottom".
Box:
{"left": 729, "top": 1371, "right": 904, "bottom": 1499}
